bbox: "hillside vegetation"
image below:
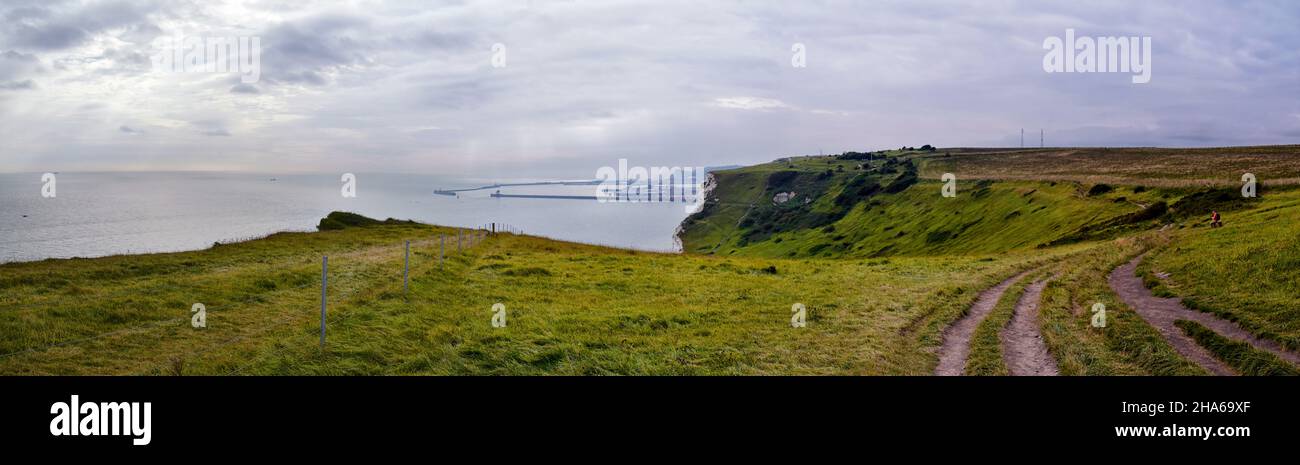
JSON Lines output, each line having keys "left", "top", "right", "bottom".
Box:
{"left": 679, "top": 145, "right": 1300, "bottom": 375}
{"left": 0, "top": 213, "right": 1060, "bottom": 375}
{"left": 680, "top": 146, "right": 1287, "bottom": 259}
{"left": 4, "top": 145, "right": 1299, "bottom": 376}
{"left": 916, "top": 145, "right": 1300, "bottom": 187}
{"left": 1142, "top": 187, "right": 1300, "bottom": 353}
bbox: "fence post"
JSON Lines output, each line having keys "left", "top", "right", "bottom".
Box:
{"left": 457, "top": 230, "right": 461, "bottom": 251}
{"left": 320, "top": 255, "right": 327, "bottom": 348}
{"left": 439, "top": 234, "right": 444, "bottom": 267}
{"left": 403, "top": 240, "right": 410, "bottom": 295}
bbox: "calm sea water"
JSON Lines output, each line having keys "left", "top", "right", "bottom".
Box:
{"left": 0, "top": 172, "right": 693, "bottom": 263}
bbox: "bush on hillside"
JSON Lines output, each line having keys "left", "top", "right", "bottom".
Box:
{"left": 1087, "top": 184, "right": 1114, "bottom": 196}
{"left": 882, "top": 160, "right": 919, "bottom": 194}
{"left": 315, "top": 211, "right": 414, "bottom": 231}
{"left": 766, "top": 170, "right": 800, "bottom": 190}
{"left": 318, "top": 211, "right": 381, "bottom": 230}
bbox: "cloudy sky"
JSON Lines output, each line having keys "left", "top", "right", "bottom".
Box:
{"left": 0, "top": 0, "right": 1297, "bottom": 178}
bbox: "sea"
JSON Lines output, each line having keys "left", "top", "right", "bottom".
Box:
{"left": 0, "top": 172, "right": 697, "bottom": 263}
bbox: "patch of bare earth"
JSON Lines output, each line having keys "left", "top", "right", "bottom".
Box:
{"left": 1109, "top": 256, "right": 1300, "bottom": 375}
{"left": 934, "top": 270, "right": 1031, "bottom": 376}
{"left": 1001, "top": 279, "right": 1059, "bottom": 376}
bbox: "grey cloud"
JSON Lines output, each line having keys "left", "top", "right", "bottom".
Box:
{"left": 274, "top": 70, "right": 329, "bottom": 86}
{"left": 258, "top": 13, "right": 374, "bottom": 86}
{"left": 0, "top": 79, "right": 36, "bottom": 90}
{"left": 0, "top": 0, "right": 1298, "bottom": 176}
{"left": 0, "top": 0, "right": 158, "bottom": 52}
{"left": 0, "top": 50, "right": 43, "bottom": 81}
{"left": 394, "top": 30, "right": 477, "bottom": 51}
{"left": 229, "top": 83, "right": 260, "bottom": 94}
{"left": 6, "top": 23, "right": 87, "bottom": 51}
{"left": 190, "top": 119, "right": 231, "bottom": 137}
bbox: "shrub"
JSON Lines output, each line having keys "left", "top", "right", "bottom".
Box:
{"left": 317, "top": 211, "right": 382, "bottom": 231}
{"left": 1087, "top": 184, "right": 1114, "bottom": 196}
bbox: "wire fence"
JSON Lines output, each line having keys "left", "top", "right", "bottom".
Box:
{"left": 0, "top": 225, "right": 513, "bottom": 375}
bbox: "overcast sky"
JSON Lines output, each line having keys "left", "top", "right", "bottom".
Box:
{"left": 0, "top": 0, "right": 1297, "bottom": 178}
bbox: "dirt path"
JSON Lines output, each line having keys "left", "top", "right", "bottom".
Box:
{"left": 1001, "top": 279, "right": 1059, "bottom": 376}
{"left": 935, "top": 270, "right": 1031, "bottom": 376}
{"left": 1110, "top": 256, "right": 1300, "bottom": 372}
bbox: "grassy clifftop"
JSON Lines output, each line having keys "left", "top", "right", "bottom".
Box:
{"left": 916, "top": 145, "right": 1300, "bottom": 187}
{"left": 677, "top": 145, "right": 1300, "bottom": 375}
{"left": 6, "top": 145, "right": 1300, "bottom": 376}
{"left": 0, "top": 212, "right": 1053, "bottom": 375}
{"left": 678, "top": 150, "right": 1141, "bottom": 258}
{"left": 679, "top": 146, "right": 1291, "bottom": 259}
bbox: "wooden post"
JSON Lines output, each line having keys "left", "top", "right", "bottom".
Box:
{"left": 320, "top": 256, "right": 327, "bottom": 348}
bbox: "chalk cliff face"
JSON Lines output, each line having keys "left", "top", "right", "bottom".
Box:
{"left": 673, "top": 172, "right": 717, "bottom": 253}
{"left": 772, "top": 192, "right": 797, "bottom": 204}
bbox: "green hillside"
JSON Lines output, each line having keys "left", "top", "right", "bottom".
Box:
{"left": 0, "top": 212, "right": 1058, "bottom": 375}
{"left": 5, "top": 145, "right": 1299, "bottom": 376}
{"left": 678, "top": 145, "right": 1300, "bottom": 376}
{"left": 679, "top": 148, "right": 1182, "bottom": 258}
{"left": 1143, "top": 187, "right": 1300, "bottom": 352}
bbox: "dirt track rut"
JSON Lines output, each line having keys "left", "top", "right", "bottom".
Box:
{"left": 1001, "top": 279, "right": 1058, "bottom": 376}
{"left": 1107, "top": 256, "right": 1300, "bottom": 375}
{"left": 935, "top": 270, "right": 1031, "bottom": 376}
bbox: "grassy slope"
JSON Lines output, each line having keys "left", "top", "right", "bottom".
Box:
{"left": 681, "top": 154, "right": 1158, "bottom": 258}
{"left": 681, "top": 148, "right": 1196, "bottom": 258}
{"left": 917, "top": 145, "right": 1300, "bottom": 187}
{"left": 746, "top": 180, "right": 1150, "bottom": 258}
{"left": 1037, "top": 236, "right": 1206, "bottom": 375}
{"left": 0, "top": 220, "right": 1057, "bottom": 375}
{"left": 679, "top": 154, "right": 892, "bottom": 255}
{"left": 1142, "top": 187, "right": 1300, "bottom": 351}
{"left": 1175, "top": 320, "right": 1299, "bottom": 376}
{"left": 7, "top": 146, "right": 1299, "bottom": 376}
{"left": 682, "top": 146, "right": 1300, "bottom": 375}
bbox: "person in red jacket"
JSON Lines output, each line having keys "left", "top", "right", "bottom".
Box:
{"left": 1210, "top": 210, "right": 1222, "bottom": 228}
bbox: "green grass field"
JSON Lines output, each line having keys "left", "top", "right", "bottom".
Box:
{"left": 676, "top": 145, "right": 1300, "bottom": 376}
{"left": 1142, "top": 188, "right": 1300, "bottom": 351}
{"left": 0, "top": 217, "right": 1060, "bottom": 375}
{"left": 916, "top": 145, "right": 1300, "bottom": 187}
{"left": 1036, "top": 236, "right": 1207, "bottom": 375}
